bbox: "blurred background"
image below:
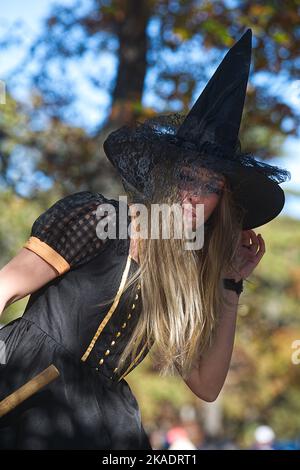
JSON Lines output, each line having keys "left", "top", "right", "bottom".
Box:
{"left": 0, "top": 0, "right": 300, "bottom": 450}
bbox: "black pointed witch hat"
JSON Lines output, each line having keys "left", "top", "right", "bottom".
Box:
{"left": 103, "top": 28, "right": 291, "bottom": 230}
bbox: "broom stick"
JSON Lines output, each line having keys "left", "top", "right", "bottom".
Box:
{"left": 0, "top": 364, "right": 60, "bottom": 418}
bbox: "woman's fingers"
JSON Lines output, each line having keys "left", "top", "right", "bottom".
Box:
{"left": 242, "top": 230, "right": 258, "bottom": 253}
{"left": 254, "top": 233, "right": 266, "bottom": 262}
{"left": 249, "top": 230, "right": 259, "bottom": 255}
{"left": 241, "top": 230, "right": 266, "bottom": 265}
{"left": 241, "top": 230, "right": 251, "bottom": 247}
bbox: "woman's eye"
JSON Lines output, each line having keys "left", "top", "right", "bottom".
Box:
{"left": 204, "top": 183, "right": 222, "bottom": 194}
{"left": 177, "top": 170, "right": 224, "bottom": 194}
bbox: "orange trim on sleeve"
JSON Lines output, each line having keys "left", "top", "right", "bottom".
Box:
{"left": 23, "top": 236, "right": 70, "bottom": 275}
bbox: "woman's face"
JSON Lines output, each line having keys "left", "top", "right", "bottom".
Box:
{"left": 177, "top": 165, "right": 225, "bottom": 229}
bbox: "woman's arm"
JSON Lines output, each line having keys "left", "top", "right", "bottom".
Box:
{"left": 184, "top": 230, "right": 265, "bottom": 402}
{"left": 0, "top": 248, "right": 59, "bottom": 318}
{"left": 183, "top": 288, "right": 239, "bottom": 402}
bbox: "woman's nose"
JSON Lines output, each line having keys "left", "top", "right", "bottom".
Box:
{"left": 181, "top": 190, "right": 204, "bottom": 205}
{"left": 188, "top": 194, "right": 204, "bottom": 205}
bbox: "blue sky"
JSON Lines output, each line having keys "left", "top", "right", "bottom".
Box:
{"left": 0, "top": 0, "right": 299, "bottom": 220}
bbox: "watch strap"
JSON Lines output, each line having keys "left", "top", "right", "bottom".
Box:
{"left": 223, "top": 278, "right": 244, "bottom": 295}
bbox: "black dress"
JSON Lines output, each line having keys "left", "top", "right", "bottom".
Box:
{"left": 0, "top": 191, "right": 152, "bottom": 450}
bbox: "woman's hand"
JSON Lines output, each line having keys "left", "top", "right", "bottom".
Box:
{"left": 224, "top": 230, "right": 266, "bottom": 282}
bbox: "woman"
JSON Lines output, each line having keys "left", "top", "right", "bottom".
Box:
{"left": 0, "top": 28, "right": 290, "bottom": 449}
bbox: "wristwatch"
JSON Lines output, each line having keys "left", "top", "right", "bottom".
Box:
{"left": 223, "top": 278, "right": 244, "bottom": 295}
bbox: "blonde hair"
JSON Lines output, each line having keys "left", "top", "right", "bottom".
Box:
{"left": 98, "top": 163, "right": 246, "bottom": 381}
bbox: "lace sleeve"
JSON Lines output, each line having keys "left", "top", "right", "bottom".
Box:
{"left": 23, "top": 191, "right": 117, "bottom": 275}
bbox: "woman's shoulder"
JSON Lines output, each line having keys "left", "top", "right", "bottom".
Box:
{"left": 23, "top": 191, "right": 131, "bottom": 275}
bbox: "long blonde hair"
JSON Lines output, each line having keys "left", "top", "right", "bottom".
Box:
{"left": 98, "top": 163, "right": 246, "bottom": 381}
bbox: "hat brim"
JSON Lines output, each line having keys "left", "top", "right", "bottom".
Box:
{"left": 228, "top": 165, "right": 285, "bottom": 230}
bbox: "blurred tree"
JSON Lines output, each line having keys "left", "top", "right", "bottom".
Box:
{"left": 0, "top": 0, "right": 298, "bottom": 196}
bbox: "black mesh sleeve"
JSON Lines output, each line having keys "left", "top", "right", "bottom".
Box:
{"left": 23, "top": 191, "right": 118, "bottom": 275}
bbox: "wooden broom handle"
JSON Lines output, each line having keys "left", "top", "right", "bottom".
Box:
{"left": 0, "top": 364, "right": 60, "bottom": 418}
